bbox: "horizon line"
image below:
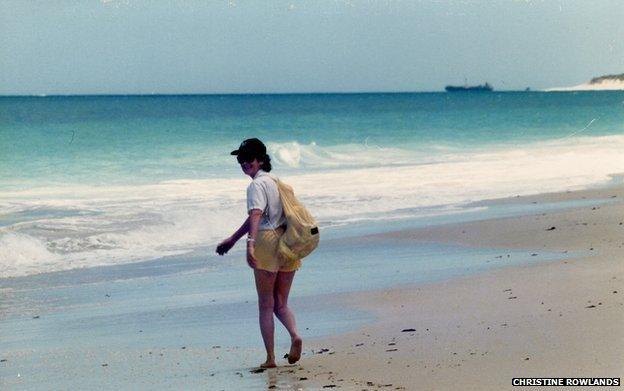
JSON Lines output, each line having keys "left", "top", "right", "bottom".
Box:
{"left": 0, "top": 89, "right": 547, "bottom": 98}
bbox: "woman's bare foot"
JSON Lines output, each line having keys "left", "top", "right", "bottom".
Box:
{"left": 260, "top": 358, "right": 277, "bottom": 369}
{"left": 288, "top": 336, "right": 303, "bottom": 364}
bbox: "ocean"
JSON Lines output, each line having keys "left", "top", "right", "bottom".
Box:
{"left": 1, "top": 91, "right": 623, "bottom": 278}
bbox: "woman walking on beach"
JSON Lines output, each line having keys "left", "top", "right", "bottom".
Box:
{"left": 216, "top": 138, "right": 303, "bottom": 368}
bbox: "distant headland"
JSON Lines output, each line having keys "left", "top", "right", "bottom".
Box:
{"left": 545, "top": 73, "right": 624, "bottom": 91}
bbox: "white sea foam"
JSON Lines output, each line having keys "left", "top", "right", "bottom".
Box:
{"left": 0, "top": 233, "right": 60, "bottom": 277}
{"left": 1, "top": 135, "right": 623, "bottom": 277}
{"left": 267, "top": 141, "right": 421, "bottom": 168}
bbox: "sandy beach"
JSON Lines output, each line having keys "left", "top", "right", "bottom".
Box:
{"left": 295, "top": 185, "right": 624, "bottom": 390}
{"left": 2, "top": 184, "right": 622, "bottom": 390}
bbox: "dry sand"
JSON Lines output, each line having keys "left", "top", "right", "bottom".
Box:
{"left": 293, "top": 186, "right": 624, "bottom": 390}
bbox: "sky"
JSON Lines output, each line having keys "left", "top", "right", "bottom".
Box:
{"left": 1, "top": 0, "right": 623, "bottom": 95}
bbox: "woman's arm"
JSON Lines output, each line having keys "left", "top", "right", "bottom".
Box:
{"left": 247, "top": 209, "right": 262, "bottom": 242}
{"left": 215, "top": 216, "right": 251, "bottom": 255}
{"left": 215, "top": 208, "right": 263, "bottom": 259}
{"left": 246, "top": 209, "right": 263, "bottom": 268}
{"left": 231, "top": 216, "right": 251, "bottom": 242}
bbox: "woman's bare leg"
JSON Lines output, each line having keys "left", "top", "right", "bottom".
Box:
{"left": 254, "top": 269, "right": 278, "bottom": 368}
{"left": 274, "top": 271, "right": 302, "bottom": 364}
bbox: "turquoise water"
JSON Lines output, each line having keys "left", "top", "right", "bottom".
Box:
{"left": 1, "top": 92, "right": 623, "bottom": 277}
{"left": 2, "top": 92, "right": 623, "bottom": 187}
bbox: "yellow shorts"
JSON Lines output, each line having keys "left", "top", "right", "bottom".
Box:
{"left": 254, "top": 227, "right": 302, "bottom": 273}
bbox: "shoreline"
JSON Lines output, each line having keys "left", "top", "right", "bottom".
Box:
{"left": 3, "top": 176, "right": 622, "bottom": 281}
{"left": 298, "top": 185, "right": 624, "bottom": 390}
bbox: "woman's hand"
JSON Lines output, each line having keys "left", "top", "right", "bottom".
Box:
{"left": 216, "top": 237, "right": 236, "bottom": 255}
{"left": 246, "top": 242, "right": 258, "bottom": 269}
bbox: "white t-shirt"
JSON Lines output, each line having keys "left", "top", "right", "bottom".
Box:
{"left": 247, "top": 170, "right": 286, "bottom": 230}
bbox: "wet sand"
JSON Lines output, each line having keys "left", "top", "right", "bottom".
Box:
{"left": 298, "top": 185, "right": 624, "bottom": 390}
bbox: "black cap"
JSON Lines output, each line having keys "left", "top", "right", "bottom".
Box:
{"left": 230, "top": 138, "right": 266, "bottom": 157}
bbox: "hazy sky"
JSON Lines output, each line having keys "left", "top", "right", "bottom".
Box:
{"left": 1, "top": 0, "right": 623, "bottom": 95}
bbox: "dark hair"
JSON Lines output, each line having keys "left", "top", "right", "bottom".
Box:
{"left": 260, "top": 154, "right": 272, "bottom": 172}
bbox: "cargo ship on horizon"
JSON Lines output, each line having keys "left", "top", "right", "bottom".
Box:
{"left": 445, "top": 82, "right": 493, "bottom": 92}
